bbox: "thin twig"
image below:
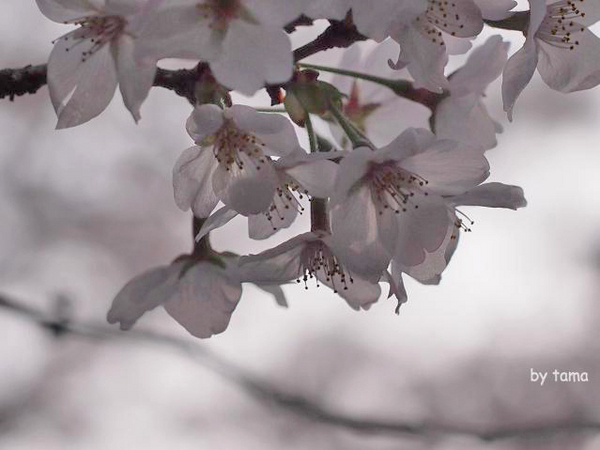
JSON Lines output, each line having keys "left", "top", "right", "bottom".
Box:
{"left": 1, "top": 293, "right": 599, "bottom": 442}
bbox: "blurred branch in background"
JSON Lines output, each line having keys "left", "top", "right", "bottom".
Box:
{"left": 1, "top": 293, "right": 599, "bottom": 443}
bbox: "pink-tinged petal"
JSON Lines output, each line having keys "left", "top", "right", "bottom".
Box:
{"left": 228, "top": 105, "right": 299, "bottom": 157}
{"left": 212, "top": 157, "right": 278, "bottom": 216}
{"left": 196, "top": 206, "right": 238, "bottom": 242}
{"left": 537, "top": 28, "right": 600, "bottom": 93}
{"left": 210, "top": 21, "right": 293, "bottom": 95}
{"left": 186, "top": 104, "right": 224, "bottom": 143}
{"left": 474, "top": 0, "right": 516, "bottom": 20}
{"left": 286, "top": 160, "right": 338, "bottom": 198}
{"left": 172, "top": 146, "right": 219, "bottom": 218}
{"left": 390, "top": 22, "right": 449, "bottom": 93}
{"left": 115, "top": 34, "right": 156, "bottom": 123}
{"left": 48, "top": 38, "right": 118, "bottom": 129}
{"left": 164, "top": 263, "right": 242, "bottom": 339}
{"left": 528, "top": 0, "right": 548, "bottom": 38}
{"left": 399, "top": 140, "right": 490, "bottom": 195}
{"left": 449, "top": 35, "right": 509, "bottom": 97}
{"left": 394, "top": 195, "right": 451, "bottom": 267}
{"left": 435, "top": 96, "right": 501, "bottom": 151}
{"left": 450, "top": 182, "right": 527, "bottom": 209}
{"left": 35, "top": 0, "right": 102, "bottom": 22}
{"left": 501, "top": 39, "right": 539, "bottom": 121}
{"left": 331, "top": 184, "right": 393, "bottom": 282}
{"left": 107, "top": 263, "right": 182, "bottom": 330}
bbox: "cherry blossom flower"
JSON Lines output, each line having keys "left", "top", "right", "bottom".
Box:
{"left": 387, "top": 0, "right": 484, "bottom": 92}
{"left": 240, "top": 231, "right": 382, "bottom": 311}
{"left": 434, "top": 35, "right": 509, "bottom": 151}
{"left": 137, "top": 0, "right": 305, "bottom": 95}
{"left": 389, "top": 181, "right": 526, "bottom": 310}
{"left": 107, "top": 257, "right": 288, "bottom": 338}
{"left": 330, "top": 128, "right": 490, "bottom": 282}
{"left": 328, "top": 40, "right": 431, "bottom": 150}
{"left": 502, "top": 0, "right": 600, "bottom": 120}
{"left": 194, "top": 150, "right": 339, "bottom": 240}
{"left": 173, "top": 104, "right": 300, "bottom": 218}
{"left": 36, "top": 0, "right": 159, "bottom": 128}
{"left": 107, "top": 260, "right": 242, "bottom": 338}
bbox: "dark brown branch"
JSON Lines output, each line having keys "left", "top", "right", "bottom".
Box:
{"left": 293, "top": 19, "right": 366, "bottom": 62}
{"left": 0, "top": 64, "right": 203, "bottom": 104}
{"left": 1, "top": 19, "right": 366, "bottom": 103}
{"left": 1, "top": 293, "right": 599, "bottom": 442}
{"left": 0, "top": 64, "right": 47, "bottom": 100}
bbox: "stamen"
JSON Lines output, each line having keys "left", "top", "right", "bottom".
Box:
{"left": 56, "top": 15, "right": 126, "bottom": 62}
{"left": 537, "top": 0, "right": 587, "bottom": 51}
{"left": 297, "top": 241, "right": 354, "bottom": 293}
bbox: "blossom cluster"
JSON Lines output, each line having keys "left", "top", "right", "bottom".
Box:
{"left": 34, "top": 0, "right": 600, "bottom": 338}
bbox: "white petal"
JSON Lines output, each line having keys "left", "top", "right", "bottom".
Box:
{"left": 501, "top": 39, "right": 539, "bottom": 121}
{"left": 449, "top": 35, "right": 509, "bottom": 97}
{"left": 378, "top": 127, "right": 436, "bottom": 162}
{"left": 399, "top": 140, "right": 490, "bottom": 195}
{"left": 35, "top": 0, "right": 102, "bottom": 22}
{"left": 115, "top": 34, "right": 156, "bottom": 123}
{"left": 390, "top": 22, "right": 449, "bottom": 93}
{"left": 331, "top": 147, "right": 373, "bottom": 203}
{"left": 196, "top": 206, "right": 239, "bottom": 241}
{"left": 186, "top": 104, "right": 225, "bottom": 143}
{"left": 319, "top": 270, "right": 382, "bottom": 311}
{"left": 285, "top": 159, "right": 338, "bottom": 198}
{"left": 172, "top": 146, "right": 219, "bottom": 218}
{"left": 48, "top": 37, "right": 118, "bottom": 129}
{"left": 135, "top": 5, "right": 219, "bottom": 61}
{"left": 107, "top": 264, "right": 181, "bottom": 330}
{"left": 435, "top": 96, "right": 500, "bottom": 151}
{"left": 247, "top": 190, "right": 300, "bottom": 240}
{"left": 537, "top": 28, "right": 600, "bottom": 93}
{"left": 164, "top": 263, "right": 242, "bottom": 339}
{"left": 242, "top": 0, "right": 307, "bottom": 26}
{"left": 450, "top": 182, "right": 527, "bottom": 209}
{"left": 210, "top": 21, "right": 293, "bottom": 95}
{"left": 229, "top": 105, "right": 299, "bottom": 157}
{"left": 212, "top": 158, "right": 278, "bottom": 216}
{"left": 331, "top": 184, "right": 394, "bottom": 282}
{"left": 473, "top": 0, "right": 517, "bottom": 20}
{"left": 394, "top": 196, "right": 451, "bottom": 267}
{"left": 303, "top": 0, "right": 351, "bottom": 20}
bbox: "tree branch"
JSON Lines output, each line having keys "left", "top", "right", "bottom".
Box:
{"left": 0, "top": 19, "right": 367, "bottom": 104}
{"left": 0, "top": 63, "right": 202, "bottom": 104}
{"left": 1, "top": 293, "right": 599, "bottom": 442}
{"left": 293, "top": 19, "right": 366, "bottom": 62}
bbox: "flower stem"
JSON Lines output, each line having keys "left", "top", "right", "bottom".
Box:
{"left": 327, "top": 101, "right": 374, "bottom": 150}
{"left": 298, "top": 62, "right": 413, "bottom": 97}
{"left": 192, "top": 216, "right": 212, "bottom": 257}
{"left": 305, "top": 114, "right": 331, "bottom": 233}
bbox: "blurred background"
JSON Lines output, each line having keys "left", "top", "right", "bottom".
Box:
{"left": 1, "top": 2, "right": 599, "bottom": 449}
